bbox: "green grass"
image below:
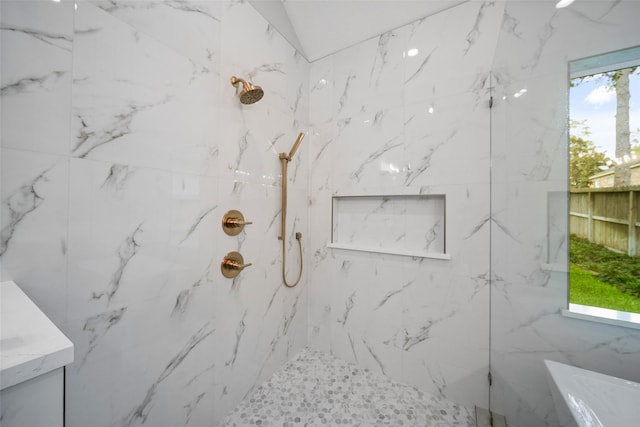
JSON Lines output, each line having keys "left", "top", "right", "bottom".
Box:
{"left": 570, "top": 235, "right": 640, "bottom": 297}
{"left": 570, "top": 264, "right": 640, "bottom": 314}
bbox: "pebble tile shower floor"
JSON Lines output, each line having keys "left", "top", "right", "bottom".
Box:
{"left": 221, "top": 347, "right": 476, "bottom": 426}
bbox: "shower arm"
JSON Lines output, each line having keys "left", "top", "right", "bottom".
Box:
{"left": 278, "top": 132, "right": 305, "bottom": 288}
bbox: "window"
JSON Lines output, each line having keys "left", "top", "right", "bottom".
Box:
{"left": 567, "top": 46, "right": 640, "bottom": 325}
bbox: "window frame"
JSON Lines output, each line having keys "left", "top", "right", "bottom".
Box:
{"left": 565, "top": 46, "right": 640, "bottom": 329}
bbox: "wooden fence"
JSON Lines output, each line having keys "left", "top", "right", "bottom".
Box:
{"left": 570, "top": 187, "right": 640, "bottom": 256}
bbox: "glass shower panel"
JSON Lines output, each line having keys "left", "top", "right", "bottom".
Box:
{"left": 489, "top": 1, "right": 640, "bottom": 427}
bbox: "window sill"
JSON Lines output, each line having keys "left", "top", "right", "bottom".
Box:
{"left": 562, "top": 304, "right": 640, "bottom": 330}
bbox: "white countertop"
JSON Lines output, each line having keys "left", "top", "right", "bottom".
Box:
{"left": 0, "top": 281, "right": 73, "bottom": 390}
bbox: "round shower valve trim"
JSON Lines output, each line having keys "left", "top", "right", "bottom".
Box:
{"left": 221, "top": 251, "right": 252, "bottom": 279}
{"left": 222, "top": 210, "right": 252, "bottom": 236}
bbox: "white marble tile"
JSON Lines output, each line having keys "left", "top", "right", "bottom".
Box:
{"left": 64, "top": 271, "right": 218, "bottom": 426}
{"left": 212, "top": 282, "right": 306, "bottom": 423}
{"left": 90, "top": 0, "right": 222, "bottom": 70}
{"left": 216, "top": 105, "right": 305, "bottom": 188}
{"left": 395, "top": 267, "right": 489, "bottom": 405}
{"left": 331, "top": 106, "right": 406, "bottom": 193}
{"left": 330, "top": 37, "right": 377, "bottom": 120}
{"left": 402, "top": 349, "right": 490, "bottom": 411}
{"left": 0, "top": 148, "right": 69, "bottom": 327}
{"left": 488, "top": 355, "right": 560, "bottom": 427}
{"left": 66, "top": 159, "right": 173, "bottom": 319}
{"left": 65, "top": 314, "right": 217, "bottom": 427}
{"left": 72, "top": 2, "right": 219, "bottom": 176}
{"left": 0, "top": 0, "right": 73, "bottom": 155}
{"left": 307, "top": 190, "right": 334, "bottom": 341}
{"left": 490, "top": 180, "right": 568, "bottom": 288}
{"left": 332, "top": 30, "right": 405, "bottom": 121}
{"left": 308, "top": 122, "right": 338, "bottom": 193}
{"left": 403, "top": 1, "right": 504, "bottom": 106}
{"left": 66, "top": 158, "right": 221, "bottom": 321}
{"left": 403, "top": 91, "right": 490, "bottom": 187}
{"left": 490, "top": 72, "right": 569, "bottom": 185}
{"left": 309, "top": 56, "right": 334, "bottom": 126}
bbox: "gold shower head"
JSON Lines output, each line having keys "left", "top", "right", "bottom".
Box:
{"left": 230, "top": 76, "right": 264, "bottom": 105}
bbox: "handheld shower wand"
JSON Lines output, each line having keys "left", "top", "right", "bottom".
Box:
{"left": 288, "top": 132, "right": 304, "bottom": 159}
{"left": 278, "top": 132, "right": 305, "bottom": 287}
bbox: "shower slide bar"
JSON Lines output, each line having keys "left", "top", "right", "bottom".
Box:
{"left": 278, "top": 132, "right": 305, "bottom": 287}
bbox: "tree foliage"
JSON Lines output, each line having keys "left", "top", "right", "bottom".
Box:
{"left": 571, "top": 66, "right": 638, "bottom": 187}
{"left": 570, "top": 135, "right": 611, "bottom": 188}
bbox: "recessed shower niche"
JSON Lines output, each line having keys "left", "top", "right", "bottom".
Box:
{"left": 328, "top": 194, "right": 450, "bottom": 259}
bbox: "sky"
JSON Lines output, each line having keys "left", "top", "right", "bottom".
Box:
{"left": 570, "top": 67, "right": 640, "bottom": 162}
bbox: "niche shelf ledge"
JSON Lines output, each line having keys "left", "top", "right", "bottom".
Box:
{"left": 327, "top": 242, "right": 451, "bottom": 260}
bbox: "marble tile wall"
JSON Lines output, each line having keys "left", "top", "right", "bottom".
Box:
{"left": 307, "top": 0, "right": 504, "bottom": 410}
{"left": 0, "top": 1, "right": 309, "bottom": 425}
{"left": 490, "top": 1, "right": 640, "bottom": 426}
{"left": 5, "top": 1, "right": 640, "bottom": 426}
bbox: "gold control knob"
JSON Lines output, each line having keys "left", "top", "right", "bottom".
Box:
{"left": 221, "top": 251, "right": 252, "bottom": 278}
{"left": 222, "top": 210, "right": 253, "bottom": 236}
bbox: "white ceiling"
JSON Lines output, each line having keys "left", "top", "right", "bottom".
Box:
{"left": 248, "top": 0, "right": 468, "bottom": 62}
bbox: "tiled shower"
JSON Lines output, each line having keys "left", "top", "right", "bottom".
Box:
{"left": 1, "top": 1, "right": 639, "bottom": 427}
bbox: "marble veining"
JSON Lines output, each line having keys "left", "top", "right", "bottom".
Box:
{"left": 337, "top": 291, "right": 356, "bottom": 326}
{"left": 229, "top": 130, "right": 250, "bottom": 181}
{"left": 100, "top": 164, "right": 134, "bottom": 190}
{"left": 91, "top": 223, "right": 144, "bottom": 302}
{"left": 405, "top": 49, "right": 436, "bottom": 84}
{"left": 0, "top": 24, "right": 72, "bottom": 52}
{"left": 282, "top": 295, "right": 300, "bottom": 336}
{"left": 386, "top": 310, "right": 456, "bottom": 352}
{"left": 81, "top": 308, "right": 127, "bottom": 365}
{"left": 123, "top": 323, "right": 215, "bottom": 427}
{"left": 1, "top": 70, "right": 68, "bottom": 96}
{"left": 463, "top": 1, "right": 493, "bottom": 55}
{"left": 404, "top": 131, "right": 453, "bottom": 186}
{"left": 172, "top": 260, "right": 213, "bottom": 317}
{"left": 0, "top": 168, "right": 49, "bottom": 256}
{"left": 351, "top": 137, "right": 403, "bottom": 182}
{"left": 73, "top": 100, "right": 170, "bottom": 159}
{"left": 337, "top": 74, "right": 356, "bottom": 114}
{"left": 180, "top": 205, "right": 218, "bottom": 244}
{"left": 375, "top": 280, "right": 414, "bottom": 311}
{"left": 94, "top": 1, "right": 221, "bottom": 23}
{"left": 221, "top": 347, "right": 476, "bottom": 427}
{"left": 362, "top": 339, "right": 387, "bottom": 375}
{"left": 370, "top": 32, "right": 392, "bottom": 88}
{"left": 226, "top": 311, "right": 248, "bottom": 367}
